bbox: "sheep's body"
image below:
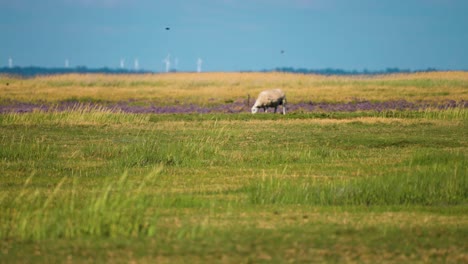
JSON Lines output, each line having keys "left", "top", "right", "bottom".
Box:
{"left": 251, "top": 89, "right": 286, "bottom": 114}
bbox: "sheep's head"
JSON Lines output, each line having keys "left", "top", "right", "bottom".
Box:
{"left": 251, "top": 107, "right": 258, "bottom": 114}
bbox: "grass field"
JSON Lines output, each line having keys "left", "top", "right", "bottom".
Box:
{"left": 2, "top": 71, "right": 467, "bottom": 105}
{"left": 0, "top": 72, "right": 467, "bottom": 263}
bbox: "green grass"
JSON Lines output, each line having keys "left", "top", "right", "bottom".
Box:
{"left": 248, "top": 149, "right": 466, "bottom": 206}
{"left": 1, "top": 109, "right": 467, "bottom": 262}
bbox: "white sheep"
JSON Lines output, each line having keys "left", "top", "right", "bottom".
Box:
{"left": 251, "top": 89, "right": 287, "bottom": 114}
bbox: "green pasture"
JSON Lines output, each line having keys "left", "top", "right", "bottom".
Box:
{"left": 1, "top": 109, "right": 467, "bottom": 263}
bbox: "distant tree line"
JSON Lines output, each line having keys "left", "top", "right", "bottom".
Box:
{"left": 272, "top": 67, "right": 439, "bottom": 75}
{"left": 0, "top": 66, "right": 441, "bottom": 77}
{"left": 0, "top": 66, "right": 151, "bottom": 77}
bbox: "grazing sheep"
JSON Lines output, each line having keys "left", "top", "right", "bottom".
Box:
{"left": 251, "top": 89, "right": 287, "bottom": 114}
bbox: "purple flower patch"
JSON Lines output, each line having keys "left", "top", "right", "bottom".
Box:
{"left": 0, "top": 99, "right": 465, "bottom": 114}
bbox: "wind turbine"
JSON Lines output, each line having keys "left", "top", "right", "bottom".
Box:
{"left": 65, "top": 59, "right": 69, "bottom": 68}
{"left": 8, "top": 57, "right": 13, "bottom": 68}
{"left": 134, "top": 58, "right": 139, "bottom": 71}
{"left": 163, "top": 54, "right": 171, "bottom": 73}
{"left": 120, "top": 58, "right": 125, "bottom": 69}
{"left": 197, "top": 58, "right": 203, "bottom": 73}
{"left": 174, "top": 57, "right": 179, "bottom": 72}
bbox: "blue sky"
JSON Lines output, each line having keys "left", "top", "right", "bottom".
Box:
{"left": 1, "top": 0, "right": 467, "bottom": 72}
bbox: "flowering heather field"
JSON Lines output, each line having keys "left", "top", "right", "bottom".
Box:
{"left": 0, "top": 99, "right": 466, "bottom": 114}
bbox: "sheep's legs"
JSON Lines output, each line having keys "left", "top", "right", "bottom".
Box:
{"left": 261, "top": 106, "right": 286, "bottom": 114}
{"left": 282, "top": 99, "right": 287, "bottom": 115}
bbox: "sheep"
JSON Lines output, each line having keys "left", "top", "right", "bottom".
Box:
{"left": 251, "top": 89, "right": 287, "bottom": 114}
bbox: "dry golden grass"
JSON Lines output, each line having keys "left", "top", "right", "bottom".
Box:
{"left": 1, "top": 71, "right": 467, "bottom": 104}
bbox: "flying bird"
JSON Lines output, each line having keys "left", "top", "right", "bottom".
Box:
{"left": 280, "top": 50, "right": 285, "bottom": 54}
{"left": 165, "top": 27, "right": 170, "bottom": 30}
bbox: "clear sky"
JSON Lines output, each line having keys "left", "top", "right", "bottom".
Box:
{"left": 1, "top": 0, "right": 467, "bottom": 72}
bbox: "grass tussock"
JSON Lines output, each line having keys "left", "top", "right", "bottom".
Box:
{"left": 378, "top": 107, "right": 468, "bottom": 120}
{"left": 0, "top": 167, "right": 169, "bottom": 240}
{"left": 0, "top": 105, "right": 150, "bottom": 126}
